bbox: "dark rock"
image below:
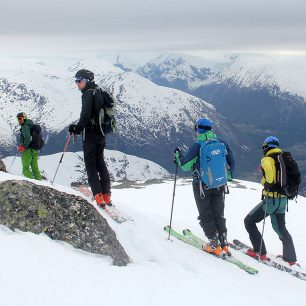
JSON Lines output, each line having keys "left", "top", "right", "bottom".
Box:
{"left": 0, "top": 159, "right": 7, "bottom": 172}
{"left": 0, "top": 180, "right": 130, "bottom": 266}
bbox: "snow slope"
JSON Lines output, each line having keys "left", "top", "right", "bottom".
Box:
{"left": 0, "top": 171, "right": 305, "bottom": 306}
{"left": 3, "top": 150, "right": 170, "bottom": 185}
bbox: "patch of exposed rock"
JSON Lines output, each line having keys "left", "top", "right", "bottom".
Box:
{"left": 0, "top": 180, "right": 130, "bottom": 266}
{"left": 0, "top": 159, "right": 7, "bottom": 172}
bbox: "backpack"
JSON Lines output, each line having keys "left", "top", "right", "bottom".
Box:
{"left": 269, "top": 151, "right": 301, "bottom": 200}
{"left": 29, "top": 124, "right": 45, "bottom": 150}
{"left": 92, "top": 87, "right": 117, "bottom": 135}
{"left": 198, "top": 139, "right": 228, "bottom": 189}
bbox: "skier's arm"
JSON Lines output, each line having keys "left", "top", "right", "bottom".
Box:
{"left": 177, "top": 144, "right": 199, "bottom": 172}
{"left": 261, "top": 157, "right": 275, "bottom": 186}
{"left": 76, "top": 90, "right": 94, "bottom": 131}
{"left": 21, "top": 124, "right": 31, "bottom": 148}
{"left": 220, "top": 139, "right": 235, "bottom": 177}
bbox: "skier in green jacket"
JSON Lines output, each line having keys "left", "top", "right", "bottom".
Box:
{"left": 17, "top": 112, "right": 42, "bottom": 181}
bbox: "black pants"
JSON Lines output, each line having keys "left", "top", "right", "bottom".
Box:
{"left": 244, "top": 198, "right": 296, "bottom": 262}
{"left": 193, "top": 183, "right": 226, "bottom": 239}
{"left": 83, "top": 131, "right": 111, "bottom": 196}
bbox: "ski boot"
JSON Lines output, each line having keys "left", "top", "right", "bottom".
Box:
{"left": 276, "top": 255, "right": 301, "bottom": 268}
{"left": 203, "top": 234, "right": 222, "bottom": 256}
{"left": 94, "top": 193, "right": 106, "bottom": 209}
{"left": 246, "top": 248, "right": 268, "bottom": 261}
{"left": 219, "top": 232, "right": 231, "bottom": 257}
{"left": 102, "top": 193, "right": 113, "bottom": 207}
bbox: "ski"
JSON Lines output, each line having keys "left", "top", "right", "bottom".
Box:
{"left": 72, "top": 183, "right": 131, "bottom": 224}
{"left": 164, "top": 226, "right": 258, "bottom": 275}
{"left": 231, "top": 239, "right": 306, "bottom": 281}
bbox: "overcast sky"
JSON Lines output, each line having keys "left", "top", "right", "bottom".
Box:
{"left": 1, "top": 0, "right": 306, "bottom": 55}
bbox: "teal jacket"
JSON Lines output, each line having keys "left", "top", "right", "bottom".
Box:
{"left": 19, "top": 119, "right": 33, "bottom": 148}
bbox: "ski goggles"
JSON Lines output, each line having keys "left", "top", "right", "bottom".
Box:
{"left": 17, "top": 117, "right": 24, "bottom": 121}
{"left": 194, "top": 124, "right": 211, "bottom": 131}
{"left": 262, "top": 140, "right": 279, "bottom": 148}
{"left": 75, "top": 78, "right": 88, "bottom": 84}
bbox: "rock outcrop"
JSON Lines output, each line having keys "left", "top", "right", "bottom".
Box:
{"left": 0, "top": 180, "right": 130, "bottom": 266}
{"left": 0, "top": 159, "right": 7, "bottom": 172}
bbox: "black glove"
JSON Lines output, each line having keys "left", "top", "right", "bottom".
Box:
{"left": 68, "top": 124, "right": 76, "bottom": 135}
{"left": 74, "top": 125, "right": 82, "bottom": 135}
{"left": 173, "top": 147, "right": 182, "bottom": 165}
{"left": 69, "top": 124, "right": 82, "bottom": 135}
{"left": 174, "top": 147, "right": 182, "bottom": 155}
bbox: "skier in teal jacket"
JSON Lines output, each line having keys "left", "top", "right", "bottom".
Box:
{"left": 17, "top": 112, "right": 42, "bottom": 180}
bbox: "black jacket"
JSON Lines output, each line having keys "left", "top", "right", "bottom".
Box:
{"left": 76, "top": 82, "right": 98, "bottom": 133}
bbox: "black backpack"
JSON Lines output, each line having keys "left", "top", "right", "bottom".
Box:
{"left": 92, "top": 87, "right": 117, "bottom": 135}
{"left": 269, "top": 151, "right": 301, "bottom": 200}
{"left": 29, "top": 124, "right": 45, "bottom": 150}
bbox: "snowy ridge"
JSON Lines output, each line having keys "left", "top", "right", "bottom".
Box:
{"left": 137, "top": 52, "right": 306, "bottom": 100}
{"left": 0, "top": 172, "right": 305, "bottom": 306}
{"left": 0, "top": 56, "right": 227, "bottom": 159}
{"left": 137, "top": 53, "right": 225, "bottom": 90}
{"left": 3, "top": 150, "right": 170, "bottom": 186}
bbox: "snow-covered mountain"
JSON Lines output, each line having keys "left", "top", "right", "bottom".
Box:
{"left": 0, "top": 56, "right": 238, "bottom": 174}
{"left": 3, "top": 150, "right": 170, "bottom": 186}
{"left": 134, "top": 52, "right": 306, "bottom": 99}
{"left": 0, "top": 171, "right": 305, "bottom": 306}
{"left": 131, "top": 52, "right": 306, "bottom": 192}
{"left": 136, "top": 53, "right": 225, "bottom": 92}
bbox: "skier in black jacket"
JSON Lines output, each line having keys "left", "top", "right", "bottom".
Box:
{"left": 69, "top": 69, "right": 112, "bottom": 208}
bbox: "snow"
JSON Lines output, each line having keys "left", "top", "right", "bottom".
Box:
{"left": 0, "top": 171, "right": 305, "bottom": 306}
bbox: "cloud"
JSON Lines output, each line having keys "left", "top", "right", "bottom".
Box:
{"left": 1, "top": 0, "right": 306, "bottom": 52}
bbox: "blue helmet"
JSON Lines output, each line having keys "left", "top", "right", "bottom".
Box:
{"left": 262, "top": 136, "right": 279, "bottom": 148}
{"left": 194, "top": 118, "right": 212, "bottom": 134}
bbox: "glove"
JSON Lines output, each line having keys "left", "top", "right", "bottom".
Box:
{"left": 74, "top": 125, "right": 82, "bottom": 135}
{"left": 68, "top": 124, "right": 76, "bottom": 134}
{"left": 174, "top": 147, "right": 182, "bottom": 155}
{"left": 17, "top": 145, "right": 26, "bottom": 152}
{"left": 173, "top": 147, "right": 182, "bottom": 165}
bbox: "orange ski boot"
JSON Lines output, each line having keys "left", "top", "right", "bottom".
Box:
{"left": 94, "top": 193, "right": 106, "bottom": 209}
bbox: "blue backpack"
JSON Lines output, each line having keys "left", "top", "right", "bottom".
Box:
{"left": 198, "top": 139, "right": 228, "bottom": 189}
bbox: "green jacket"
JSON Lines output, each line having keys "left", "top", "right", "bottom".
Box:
{"left": 176, "top": 131, "right": 217, "bottom": 172}
{"left": 19, "top": 119, "right": 33, "bottom": 148}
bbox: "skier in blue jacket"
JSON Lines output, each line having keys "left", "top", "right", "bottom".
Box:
{"left": 174, "top": 118, "right": 235, "bottom": 256}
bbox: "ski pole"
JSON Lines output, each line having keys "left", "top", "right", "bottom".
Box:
{"left": 8, "top": 152, "right": 18, "bottom": 173}
{"left": 168, "top": 163, "right": 178, "bottom": 240}
{"left": 51, "top": 134, "right": 72, "bottom": 184}
{"left": 259, "top": 190, "right": 269, "bottom": 255}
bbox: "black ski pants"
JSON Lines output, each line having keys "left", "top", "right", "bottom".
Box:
{"left": 244, "top": 197, "right": 296, "bottom": 262}
{"left": 83, "top": 131, "right": 111, "bottom": 196}
{"left": 193, "top": 182, "right": 226, "bottom": 239}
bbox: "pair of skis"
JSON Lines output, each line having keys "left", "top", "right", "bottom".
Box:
{"left": 164, "top": 226, "right": 258, "bottom": 275}
{"left": 165, "top": 226, "right": 306, "bottom": 281}
{"left": 72, "top": 183, "right": 131, "bottom": 224}
{"left": 230, "top": 240, "right": 306, "bottom": 281}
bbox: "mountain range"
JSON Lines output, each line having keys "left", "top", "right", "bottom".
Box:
{"left": 121, "top": 52, "right": 306, "bottom": 193}
{"left": 0, "top": 55, "right": 238, "bottom": 174}
{"left": 0, "top": 52, "right": 305, "bottom": 194}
